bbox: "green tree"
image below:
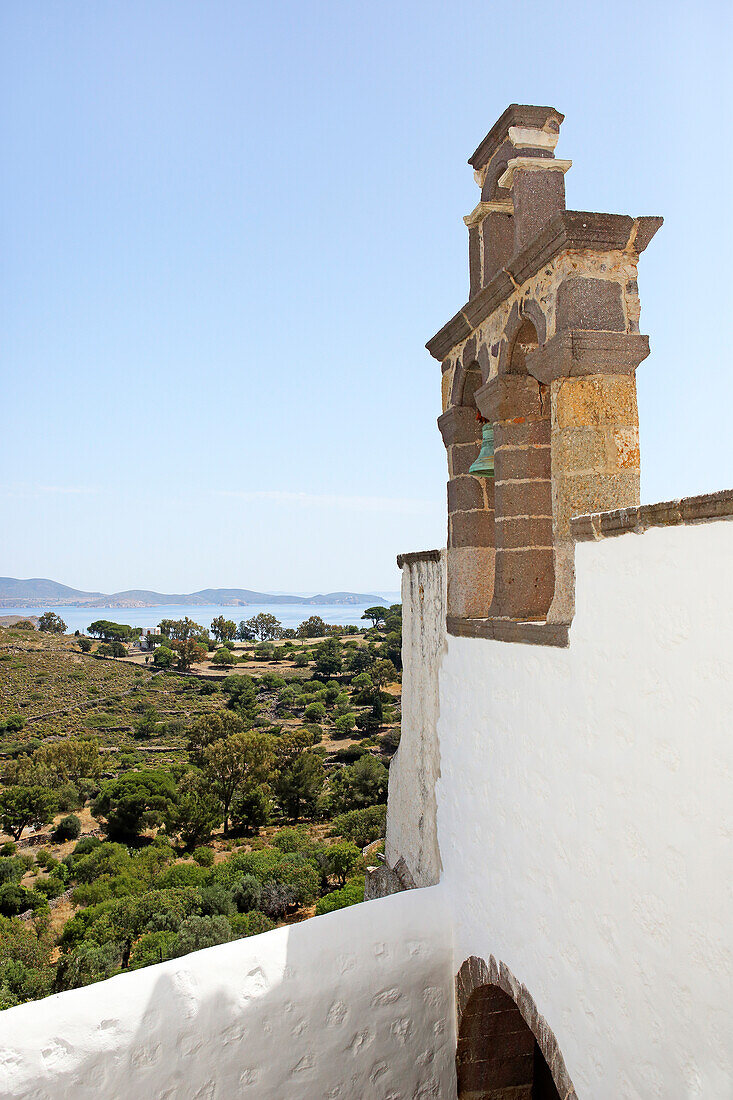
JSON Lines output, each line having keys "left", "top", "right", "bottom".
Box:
{"left": 38, "top": 612, "right": 67, "bottom": 634}
{"left": 330, "top": 805, "right": 387, "bottom": 848}
{"left": 325, "top": 841, "right": 362, "bottom": 886}
{"left": 153, "top": 645, "right": 176, "bottom": 668}
{"left": 34, "top": 738, "right": 102, "bottom": 783}
{"left": 158, "top": 617, "right": 205, "bottom": 642}
{"left": 211, "top": 616, "right": 237, "bottom": 644}
{"left": 77, "top": 636, "right": 92, "bottom": 653}
{"left": 88, "top": 620, "right": 132, "bottom": 641}
{"left": 328, "top": 754, "right": 388, "bottom": 813}
{"left": 221, "top": 675, "right": 260, "bottom": 720}
{"left": 166, "top": 771, "right": 222, "bottom": 847}
{"left": 188, "top": 710, "right": 247, "bottom": 764}
{"left": 276, "top": 753, "right": 324, "bottom": 820}
{"left": 361, "top": 606, "right": 388, "bottom": 628}
{"left": 110, "top": 640, "right": 127, "bottom": 658}
{"left": 244, "top": 613, "right": 282, "bottom": 641}
{"left": 236, "top": 620, "right": 256, "bottom": 641}
{"left": 0, "top": 786, "right": 57, "bottom": 841}
{"left": 296, "top": 615, "right": 327, "bottom": 639}
{"left": 314, "top": 637, "right": 343, "bottom": 677}
{"left": 203, "top": 731, "right": 275, "bottom": 834}
{"left": 304, "top": 700, "right": 326, "bottom": 722}
{"left": 172, "top": 638, "right": 207, "bottom": 671}
{"left": 92, "top": 770, "right": 178, "bottom": 842}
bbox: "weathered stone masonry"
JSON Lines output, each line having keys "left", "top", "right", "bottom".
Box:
{"left": 430, "top": 104, "right": 662, "bottom": 631}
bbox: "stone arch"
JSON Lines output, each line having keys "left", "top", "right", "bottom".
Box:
{"left": 451, "top": 360, "right": 483, "bottom": 409}
{"left": 498, "top": 300, "right": 547, "bottom": 376}
{"left": 455, "top": 956, "right": 576, "bottom": 1099}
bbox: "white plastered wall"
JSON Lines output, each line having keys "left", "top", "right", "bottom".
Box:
{"left": 0, "top": 887, "right": 456, "bottom": 1100}
{"left": 385, "top": 553, "right": 446, "bottom": 887}
{"left": 436, "top": 519, "right": 733, "bottom": 1098}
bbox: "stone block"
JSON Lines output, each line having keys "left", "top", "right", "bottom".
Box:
{"left": 495, "top": 444, "right": 551, "bottom": 481}
{"left": 554, "top": 470, "right": 640, "bottom": 539}
{"left": 556, "top": 276, "right": 626, "bottom": 332}
{"left": 448, "top": 477, "right": 487, "bottom": 514}
{"left": 482, "top": 210, "right": 514, "bottom": 286}
{"left": 553, "top": 374, "right": 638, "bottom": 429}
{"left": 449, "top": 442, "right": 482, "bottom": 478}
{"left": 494, "top": 421, "right": 551, "bottom": 449}
{"left": 494, "top": 478, "right": 552, "bottom": 520}
{"left": 476, "top": 375, "right": 544, "bottom": 421}
{"left": 512, "top": 166, "right": 566, "bottom": 253}
{"left": 489, "top": 547, "right": 555, "bottom": 620}
{"left": 438, "top": 406, "right": 482, "bottom": 447}
{"left": 450, "top": 510, "right": 495, "bottom": 548}
{"left": 446, "top": 546, "right": 494, "bottom": 618}
{"left": 525, "top": 330, "right": 650, "bottom": 384}
{"left": 552, "top": 427, "right": 609, "bottom": 474}
{"left": 495, "top": 516, "right": 554, "bottom": 549}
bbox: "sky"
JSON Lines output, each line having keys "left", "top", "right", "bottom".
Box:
{"left": 2, "top": 0, "right": 731, "bottom": 594}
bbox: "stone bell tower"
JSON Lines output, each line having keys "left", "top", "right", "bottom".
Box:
{"left": 429, "top": 104, "right": 661, "bottom": 636}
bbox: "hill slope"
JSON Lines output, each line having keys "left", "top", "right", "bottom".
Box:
{"left": 0, "top": 578, "right": 386, "bottom": 608}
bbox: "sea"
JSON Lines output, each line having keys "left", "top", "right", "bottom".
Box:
{"left": 0, "top": 597, "right": 401, "bottom": 636}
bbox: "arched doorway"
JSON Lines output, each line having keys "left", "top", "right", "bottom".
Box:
{"left": 457, "top": 984, "right": 560, "bottom": 1098}
{"left": 455, "top": 957, "right": 576, "bottom": 1100}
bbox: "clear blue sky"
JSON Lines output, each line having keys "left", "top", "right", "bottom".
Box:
{"left": 2, "top": 1, "right": 731, "bottom": 594}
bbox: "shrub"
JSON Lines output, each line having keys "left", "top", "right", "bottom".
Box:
{"left": 324, "top": 841, "right": 363, "bottom": 886}
{"left": 0, "top": 883, "right": 47, "bottom": 917}
{"left": 35, "top": 875, "right": 65, "bottom": 900}
{"left": 330, "top": 805, "right": 387, "bottom": 849}
{"left": 72, "top": 836, "right": 101, "bottom": 858}
{"left": 169, "top": 915, "right": 232, "bottom": 958}
{"left": 303, "top": 701, "right": 326, "bottom": 722}
{"left": 228, "top": 910, "right": 274, "bottom": 938}
{"left": 52, "top": 815, "right": 82, "bottom": 843}
{"left": 128, "top": 930, "right": 176, "bottom": 970}
{"left": 198, "top": 884, "right": 236, "bottom": 917}
{"left": 315, "top": 878, "right": 364, "bottom": 916}
{"left": 153, "top": 646, "right": 176, "bottom": 669}
{"left": 192, "top": 847, "right": 215, "bottom": 867}
{"left": 232, "top": 874, "right": 262, "bottom": 913}
{"left": 0, "top": 842, "right": 16, "bottom": 858}
{"left": 258, "top": 880, "right": 298, "bottom": 920}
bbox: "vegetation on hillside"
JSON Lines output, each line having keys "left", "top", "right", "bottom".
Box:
{"left": 0, "top": 605, "right": 401, "bottom": 1007}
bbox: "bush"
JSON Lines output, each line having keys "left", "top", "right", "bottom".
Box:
{"left": 56, "top": 783, "right": 83, "bottom": 812}
{"left": 128, "top": 930, "right": 177, "bottom": 970}
{"left": 153, "top": 646, "right": 176, "bottom": 669}
{"left": 232, "top": 874, "right": 262, "bottom": 913}
{"left": 0, "top": 883, "right": 47, "bottom": 917}
{"left": 315, "top": 878, "right": 364, "bottom": 916}
{"left": 258, "top": 880, "right": 298, "bottom": 920}
{"left": 192, "top": 847, "right": 215, "bottom": 867}
{"left": 72, "top": 836, "right": 101, "bottom": 858}
{"left": 303, "top": 701, "right": 326, "bottom": 722}
{"left": 169, "top": 915, "right": 232, "bottom": 958}
{"left": 198, "top": 884, "right": 236, "bottom": 917}
{"left": 330, "top": 805, "right": 387, "bottom": 849}
{"left": 0, "top": 842, "right": 16, "bottom": 858}
{"left": 35, "top": 875, "right": 65, "bottom": 900}
{"left": 293, "top": 652, "right": 309, "bottom": 667}
{"left": 52, "top": 815, "right": 82, "bottom": 843}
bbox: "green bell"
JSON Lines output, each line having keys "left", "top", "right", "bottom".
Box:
{"left": 468, "top": 422, "right": 495, "bottom": 478}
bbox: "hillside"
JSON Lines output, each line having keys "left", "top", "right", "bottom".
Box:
{"left": 0, "top": 578, "right": 386, "bottom": 609}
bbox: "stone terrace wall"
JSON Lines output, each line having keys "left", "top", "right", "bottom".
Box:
{"left": 0, "top": 887, "right": 456, "bottom": 1100}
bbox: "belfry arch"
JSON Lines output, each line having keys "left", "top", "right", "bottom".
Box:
{"left": 455, "top": 957, "right": 576, "bottom": 1100}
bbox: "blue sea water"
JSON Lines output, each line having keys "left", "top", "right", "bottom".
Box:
{"left": 0, "top": 598, "right": 401, "bottom": 636}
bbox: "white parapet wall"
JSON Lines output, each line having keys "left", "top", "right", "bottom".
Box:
{"left": 0, "top": 887, "right": 456, "bottom": 1100}
{"left": 436, "top": 516, "right": 733, "bottom": 1098}
{"left": 383, "top": 550, "right": 445, "bottom": 889}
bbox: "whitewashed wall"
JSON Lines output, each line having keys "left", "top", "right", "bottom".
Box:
{"left": 437, "top": 519, "right": 733, "bottom": 1098}
{"left": 0, "top": 887, "right": 456, "bottom": 1100}
{"left": 384, "top": 553, "right": 445, "bottom": 887}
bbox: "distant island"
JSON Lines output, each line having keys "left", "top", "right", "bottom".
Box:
{"left": 0, "top": 577, "right": 386, "bottom": 609}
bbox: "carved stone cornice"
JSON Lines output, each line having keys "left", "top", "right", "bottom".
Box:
{"left": 425, "top": 211, "right": 663, "bottom": 362}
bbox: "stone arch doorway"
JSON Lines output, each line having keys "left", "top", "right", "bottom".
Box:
{"left": 455, "top": 957, "right": 576, "bottom": 1100}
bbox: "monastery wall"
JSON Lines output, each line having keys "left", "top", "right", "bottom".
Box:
{"left": 408, "top": 504, "right": 732, "bottom": 1098}
{"left": 0, "top": 886, "right": 456, "bottom": 1100}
